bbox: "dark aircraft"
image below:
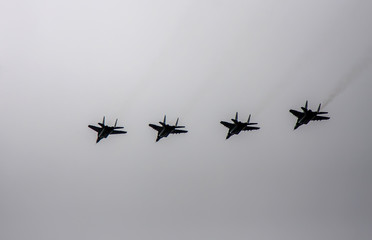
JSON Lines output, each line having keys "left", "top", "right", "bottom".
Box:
{"left": 149, "top": 115, "right": 188, "bottom": 142}
{"left": 220, "top": 112, "right": 260, "bottom": 139}
{"left": 88, "top": 116, "right": 127, "bottom": 143}
{"left": 289, "top": 101, "right": 330, "bottom": 130}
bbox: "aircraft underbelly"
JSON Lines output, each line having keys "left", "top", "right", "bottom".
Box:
{"left": 299, "top": 116, "right": 310, "bottom": 124}
{"left": 303, "top": 118, "right": 311, "bottom": 124}
{"left": 230, "top": 126, "right": 238, "bottom": 134}
{"left": 100, "top": 130, "right": 110, "bottom": 138}
{"left": 159, "top": 130, "right": 169, "bottom": 137}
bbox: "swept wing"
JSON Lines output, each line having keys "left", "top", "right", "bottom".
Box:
{"left": 88, "top": 125, "right": 101, "bottom": 132}
{"left": 149, "top": 124, "right": 162, "bottom": 131}
{"left": 220, "top": 121, "right": 234, "bottom": 128}
{"left": 289, "top": 109, "right": 303, "bottom": 118}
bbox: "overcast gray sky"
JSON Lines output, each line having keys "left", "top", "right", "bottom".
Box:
{"left": 1, "top": 0, "right": 372, "bottom": 239}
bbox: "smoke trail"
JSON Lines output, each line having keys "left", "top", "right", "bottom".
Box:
{"left": 323, "top": 54, "right": 372, "bottom": 108}
{"left": 254, "top": 2, "right": 368, "bottom": 115}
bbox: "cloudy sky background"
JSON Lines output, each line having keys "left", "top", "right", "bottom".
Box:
{"left": 1, "top": 0, "right": 372, "bottom": 239}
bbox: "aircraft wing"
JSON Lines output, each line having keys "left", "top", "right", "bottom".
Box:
{"left": 289, "top": 109, "right": 303, "bottom": 118}
{"left": 111, "top": 130, "right": 127, "bottom": 134}
{"left": 149, "top": 124, "right": 162, "bottom": 131}
{"left": 243, "top": 126, "right": 260, "bottom": 131}
{"left": 172, "top": 129, "right": 188, "bottom": 134}
{"left": 88, "top": 125, "right": 101, "bottom": 132}
{"left": 313, "top": 115, "right": 330, "bottom": 121}
{"left": 220, "top": 121, "right": 234, "bottom": 128}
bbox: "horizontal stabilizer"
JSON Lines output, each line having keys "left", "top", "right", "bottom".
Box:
{"left": 244, "top": 126, "right": 260, "bottom": 131}
{"left": 173, "top": 129, "right": 188, "bottom": 134}
{"left": 111, "top": 130, "right": 127, "bottom": 134}
{"left": 313, "top": 116, "right": 330, "bottom": 121}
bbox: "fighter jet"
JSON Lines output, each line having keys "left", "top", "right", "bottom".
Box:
{"left": 149, "top": 115, "right": 188, "bottom": 142}
{"left": 289, "top": 101, "right": 330, "bottom": 130}
{"left": 88, "top": 116, "right": 127, "bottom": 143}
{"left": 220, "top": 112, "right": 260, "bottom": 139}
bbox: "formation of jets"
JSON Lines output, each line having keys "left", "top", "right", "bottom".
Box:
{"left": 88, "top": 101, "right": 330, "bottom": 143}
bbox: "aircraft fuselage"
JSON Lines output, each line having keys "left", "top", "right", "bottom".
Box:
{"left": 96, "top": 127, "right": 115, "bottom": 142}
{"left": 229, "top": 123, "right": 246, "bottom": 135}
{"left": 149, "top": 116, "right": 187, "bottom": 142}
{"left": 296, "top": 110, "right": 319, "bottom": 128}
{"left": 157, "top": 126, "right": 175, "bottom": 141}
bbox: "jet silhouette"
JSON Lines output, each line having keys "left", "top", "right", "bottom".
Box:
{"left": 289, "top": 101, "right": 330, "bottom": 130}
{"left": 220, "top": 112, "right": 260, "bottom": 139}
{"left": 88, "top": 116, "right": 127, "bottom": 143}
{"left": 149, "top": 115, "right": 188, "bottom": 142}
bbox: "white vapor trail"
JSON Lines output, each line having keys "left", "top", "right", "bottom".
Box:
{"left": 323, "top": 53, "right": 372, "bottom": 108}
